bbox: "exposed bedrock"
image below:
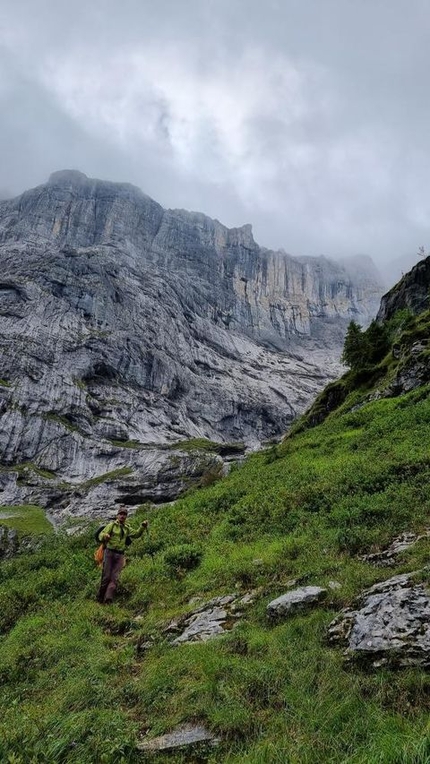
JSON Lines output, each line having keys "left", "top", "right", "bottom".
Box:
{"left": 0, "top": 171, "right": 383, "bottom": 516}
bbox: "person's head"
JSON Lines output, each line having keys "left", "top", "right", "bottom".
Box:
{"left": 117, "top": 506, "right": 128, "bottom": 524}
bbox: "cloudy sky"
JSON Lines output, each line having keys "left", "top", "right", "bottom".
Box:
{"left": 1, "top": 0, "right": 429, "bottom": 273}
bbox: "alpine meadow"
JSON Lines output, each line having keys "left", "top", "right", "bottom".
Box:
{"left": 1, "top": 261, "right": 430, "bottom": 763}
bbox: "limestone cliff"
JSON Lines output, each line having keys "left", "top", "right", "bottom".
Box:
{"left": 377, "top": 255, "right": 430, "bottom": 322}
{"left": 0, "top": 171, "right": 383, "bottom": 517}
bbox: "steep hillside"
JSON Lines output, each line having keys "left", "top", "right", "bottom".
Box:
{"left": 377, "top": 255, "right": 430, "bottom": 321}
{"left": 0, "top": 170, "right": 383, "bottom": 514}
{"left": 1, "top": 266, "right": 430, "bottom": 763}
{"left": 298, "top": 255, "right": 430, "bottom": 431}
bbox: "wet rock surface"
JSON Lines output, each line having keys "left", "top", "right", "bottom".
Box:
{"left": 328, "top": 572, "right": 430, "bottom": 668}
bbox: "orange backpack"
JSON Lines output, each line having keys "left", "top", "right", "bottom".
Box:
{"left": 94, "top": 544, "right": 105, "bottom": 566}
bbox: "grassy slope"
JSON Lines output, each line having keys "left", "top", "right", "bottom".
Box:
{"left": 2, "top": 322, "right": 430, "bottom": 762}
{"left": 0, "top": 504, "right": 54, "bottom": 535}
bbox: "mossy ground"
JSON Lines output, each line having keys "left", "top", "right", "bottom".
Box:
{"left": 169, "top": 437, "right": 245, "bottom": 455}
{"left": 81, "top": 467, "right": 134, "bottom": 489}
{"left": 1, "top": 379, "right": 430, "bottom": 762}
{"left": 0, "top": 504, "right": 54, "bottom": 536}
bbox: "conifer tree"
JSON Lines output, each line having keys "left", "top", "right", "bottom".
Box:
{"left": 341, "top": 320, "right": 364, "bottom": 369}
{"left": 365, "top": 320, "right": 390, "bottom": 364}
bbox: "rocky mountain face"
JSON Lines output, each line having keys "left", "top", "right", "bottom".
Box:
{"left": 0, "top": 170, "right": 383, "bottom": 518}
{"left": 377, "top": 255, "right": 430, "bottom": 321}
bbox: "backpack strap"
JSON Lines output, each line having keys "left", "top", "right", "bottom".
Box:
{"left": 102, "top": 520, "right": 116, "bottom": 543}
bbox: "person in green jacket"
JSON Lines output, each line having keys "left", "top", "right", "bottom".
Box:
{"left": 97, "top": 506, "right": 148, "bottom": 604}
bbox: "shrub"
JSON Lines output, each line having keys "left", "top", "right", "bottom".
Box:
{"left": 163, "top": 543, "right": 203, "bottom": 577}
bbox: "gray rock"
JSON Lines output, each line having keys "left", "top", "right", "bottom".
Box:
{"left": 386, "top": 355, "right": 430, "bottom": 396}
{"left": 0, "top": 524, "right": 19, "bottom": 558}
{"left": 0, "top": 172, "right": 383, "bottom": 517}
{"left": 0, "top": 442, "right": 226, "bottom": 523}
{"left": 361, "top": 532, "right": 430, "bottom": 567}
{"left": 372, "top": 257, "right": 430, "bottom": 398}
{"left": 267, "top": 586, "right": 327, "bottom": 619}
{"left": 136, "top": 723, "right": 219, "bottom": 753}
{"left": 64, "top": 525, "right": 86, "bottom": 536}
{"left": 328, "top": 573, "right": 430, "bottom": 668}
{"left": 172, "top": 607, "right": 229, "bottom": 644}
{"left": 165, "top": 591, "right": 260, "bottom": 645}
{"left": 377, "top": 255, "right": 430, "bottom": 322}
{"left": 363, "top": 571, "right": 416, "bottom": 594}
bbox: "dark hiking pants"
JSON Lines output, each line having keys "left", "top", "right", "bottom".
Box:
{"left": 98, "top": 549, "right": 125, "bottom": 603}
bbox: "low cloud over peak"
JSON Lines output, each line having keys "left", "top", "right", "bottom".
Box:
{"left": 1, "top": 0, "right": 430, "bottom": 273}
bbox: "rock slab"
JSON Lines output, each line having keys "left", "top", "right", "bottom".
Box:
{"left": 361, "top": 531, "right": 430, "bottom": 567}
{"left": 267, "top": 586, "right": 327, "bottom": 619}
{"left": 165, "top": 592, "right": 259, "bottom": 644}
{"left": 328, "top": 572, "right": 430, "bottom": 668}
{"left": 137, "top": 723, "right": 219, "bottom": 754}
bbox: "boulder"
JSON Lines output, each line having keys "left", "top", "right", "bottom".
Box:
{"left": 267, "top": 586, "right": 327, "bottom": 619}
{"left": 328, "top": 572, "right": 430, "bottom": 668}
{"left": 164, "top": 592, "right": 260, "bottom": 645}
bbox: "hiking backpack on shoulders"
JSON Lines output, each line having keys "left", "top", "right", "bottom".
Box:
{"left": 95, "top": 524, "right": 107, "bottom": 543}
{"left": 94, "top": 521, "right": 132, "bottom": 546}
{"left": 94, "top": 520, "right": 114, "bottom": 543}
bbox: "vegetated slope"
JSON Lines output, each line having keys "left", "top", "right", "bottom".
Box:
{"left": 1, "top": 311, "right": 430, "bottom": 762}
{"left": 298, "top": 255, "right": 430, "bottom": 432}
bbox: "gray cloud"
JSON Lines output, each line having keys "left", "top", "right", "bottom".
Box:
{"left": 1, "top": 0, "right": 430, "bottom": 277}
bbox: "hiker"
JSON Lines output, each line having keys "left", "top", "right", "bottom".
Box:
{"left": 97, "top": 506, "right": 148, "bottom": 604}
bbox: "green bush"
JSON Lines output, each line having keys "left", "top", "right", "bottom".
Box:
{"left": 163, "top": 543, "right": 203, "bottom": 577}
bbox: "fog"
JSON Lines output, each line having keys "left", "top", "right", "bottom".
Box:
{"left": 1, "top": 0, "right": 430, "bottom": 279}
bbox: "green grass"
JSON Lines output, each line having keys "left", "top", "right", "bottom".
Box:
{"left": 108, "top": 439, "right": 144, "bottom": 449}
{"left": 2, "top": 319, "right": 430, "bottom": 761}
{"left": 42, "top": 412, "right": 82, "bottom": 434}
{"left": 81, "top": 467, "right": 133, "bottom": 489}
{"left": 0, "top": 504, "right": 54, "bottom": 535}
{"left": 0, "top": 462, "right": 56, "bottom": 481}
{"left": 297, "top": 308, "right": 430, "bottom": 432}
{"left": 169, "top": 437, "right": 245, "bottom": 455}
{"left": 169, "top": 437, "right": 221, "bottom": 451}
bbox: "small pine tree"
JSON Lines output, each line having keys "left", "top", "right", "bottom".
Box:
{"left": 341, "top": 320, "right": 364, "bottom": 369}
{"left": 365, "top": 320, "right": 390, "bottom": 364}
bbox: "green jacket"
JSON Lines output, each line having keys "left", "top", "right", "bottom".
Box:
{"left": 100, "top": 520, "right": 145, "bottom": 553}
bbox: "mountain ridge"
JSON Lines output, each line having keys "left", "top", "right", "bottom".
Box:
{"left": 0, "top": 170, "right": 384, "bottom": 517}
{"left": 1, "top": 247, "right": 430, "bottom": 763}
